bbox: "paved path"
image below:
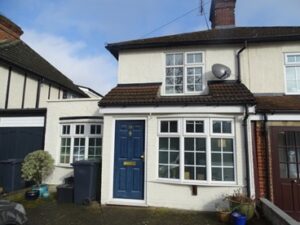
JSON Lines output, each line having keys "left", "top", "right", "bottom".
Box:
{"left": 25, "top": 201, "right": 269, "bottom": 225}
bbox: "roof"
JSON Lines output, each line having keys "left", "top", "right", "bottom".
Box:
{"left": 256, "top": 95, "right": 300, "bottom": 113}
{"left": 99, "top": 81, "right": 255, "bottom": 107}
{"left": 106, "top": 27, "right": 300, "bottom": 58}
{"left": 78, "top": 85, "right": 103, "bottom": 98}
{"left": 0, "top": 40, "right": 87, "bottom": 97}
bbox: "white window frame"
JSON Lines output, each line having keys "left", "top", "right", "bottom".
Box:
{"left": 58, "top": 122, "right": 102, "bottom": 165}
{"left": 164, "top": 51, "right": 205, "bottom": 96}
{"left": 284, "top": 53, "right": 300, "bottom": 95}
{"left": 157, "top": 118, "right": 236, "bottom": 185}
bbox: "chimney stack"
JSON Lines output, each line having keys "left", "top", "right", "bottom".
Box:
{"left": 210, "top": 0, "right": 236, "bottom": 29}
{"left": 0, "top": 15, "right": 23, "bottom": 41}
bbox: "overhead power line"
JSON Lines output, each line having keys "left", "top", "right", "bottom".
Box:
{"left": 141, "top": 0, "right": 211, "bottom": 38}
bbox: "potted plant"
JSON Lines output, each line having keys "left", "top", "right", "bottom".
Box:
{"left": 21, "top": 150, "right": 54, "bottom": 198}
{"left": 224, "top": 189, "right": 256, "bottom": 220}
{"left": 216, "top": 207, "right": 231, "bottom": 223}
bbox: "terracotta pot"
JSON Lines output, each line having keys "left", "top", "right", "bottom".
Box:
{"left": 217, "top": 211, "right": 231, "bottom": 223}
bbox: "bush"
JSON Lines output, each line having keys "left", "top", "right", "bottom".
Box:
{"left": 21, "top": 150, "right": 54, "bottom": 186}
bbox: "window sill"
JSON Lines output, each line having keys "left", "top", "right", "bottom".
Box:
{"left": 152, "top": 178, "right": 240, "bottom": 187}
{"left": 55, "top": 163, "right": 73, "bottom": 168}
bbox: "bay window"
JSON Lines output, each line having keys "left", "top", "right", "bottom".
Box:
{"left": 158, "top": 118, "right": 236, "bottom": 184}
{"left": 165, "top": 52, "right": 204, "bottom": 95}
{"left": 59, "top": 123, "right": 102, "bottom": 164}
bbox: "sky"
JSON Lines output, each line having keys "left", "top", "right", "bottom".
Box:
{"left": 1, "top": 0, "right": 300, "bottom": 95}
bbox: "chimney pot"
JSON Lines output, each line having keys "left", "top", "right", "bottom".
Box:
{"left": 0, "top": 15, "right": 23, "bottom": 41}
{"left": 210, "top": 0, "right": 236, "bottom": 29}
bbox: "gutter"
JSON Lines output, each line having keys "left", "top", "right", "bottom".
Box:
{"left": 243, "top": 105, "right": 251, "bottom": 197}
{"left": 237, "top": 41, "right": 248, "bottom": 83}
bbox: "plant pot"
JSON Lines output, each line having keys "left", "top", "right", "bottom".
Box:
{"left": 25, "top": 190, "right": 39, "bottom": 200}
{"left": 217, "top": 211, "right": 231, "bottom": 223}
{"left": 32, "top": 184, "right": 48, "bottom": 197}
{"left": 229, "top": 200, "right": 255, "bottom": 220}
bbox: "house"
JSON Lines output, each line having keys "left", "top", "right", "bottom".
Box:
{"left": 99, "top": 0, "right": 300, "bottom": 219}
{"left": 0, "top": 15, "right": 103, "bottom": 186}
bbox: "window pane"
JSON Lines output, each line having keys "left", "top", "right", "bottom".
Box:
{"left": 166, "top": 54, "right": 173, "bottom": 66}
{"left": 288, "top": 150, "right": 296, "bottom": 163}
{"left": 62, "top": 125, "right": 70, "bottom": 135}
{"left": 159, "top": 165, "right": 168, "bottom": 178}
{"left": 165, "top": 86, "right": 173, "bottom": 94}
{"left": 195, "top": 121, "right": 204, "bottom": 133}
{"left": 196, "top": 167, "right": 206, "bottom": 180}
{"left": 170, "top": 165, "right": 179, "bottom": 179}
{"left": 296, "top": 55, "right": 300, "bottom": 63}
{"left": 184, "top": 167, "right": 194, "bottom": 180}
{"left": 170, "top": 152, "right": 179, "bottom": 164}
{"left": 159, "top": 152, "right": 168, "bottom": 164}
{"left": 279, "top": 149, "right": 287, "bottom": 162}
{"left": 287, "top": 80, "right": 297, "bottom": 92}
{"left": 185, "top": 152, "right": 194, "bottom": 165}
{"left": 90, "top": 125, "right": 101, "bottom": 134}
{"left": 184, "top": 138, "right": 194, "bottom": 151}
{"left": 286, "top": 67, "right": 296, "bottom": 80}
{"left": 186, "top": 121, "right": 194, "bottom": 132}
{"left": 223, "top": 154, "right": 234, "bottom": 166}
{"left": 280, "top": 163, "right": 288, "bottom": 178}
{"left": 187, "top": 54, "right": 194, "bottom": 64}
{"left": 175, "top": 85, "right": 183, "bottom": 93}
{"left": 195, "top": 53, "right": 202, "bottom": 63}
{"left": 175, "top": 67, "right": 183, "bottom": 76}
{"left": 187, "top": 85, "right": 194, "bottom": 92}
{"left": 222, "top": 121, "right": 232, "bottom": 133}
{"left": 166, "top": 68, "right": 174, "bottom": 76}
{"left": 159, "top": 138, "right": 168, "bottom": 150}
{"left": 212, "top": 168, "right": 222, "bottom": 181}
{"left": 196, "top": 153, "right": 206, "bottom": 165}
{"left": 289, "top": 164, "right": 297, "bottom": 178}
{"left": 170, "top": 138, "right": 180, "bottom": 150}
{"left": 224, "top": 168, "right": 234, "bottom": 181}
{"left": 213, "top": 121, "right": 221, "bottom": 133}
{"left": 161, "top": 121, "right": 168, "bottom": 133}
{"left": 175, "top": 54, "right": 183, "bottom": 65}
{"left": 223, "top": 139, "right": 234, "bottom": 152}
{"left": 212, "top": 153, "right": 221, "bottom": 166}
{"left": 196, "top": 138, "right": 206, "bottom": 151}
{"left": 75, "top": 125, "right": 84, "bottom": 134}
{"left": 211, "top": 138, "right": 221, "bottom": 151}
{"left": 170, "top": 121, "right": 178, "bottom": 132}
{"left": 287, "top": 55, "right": 296, "bottom": 63}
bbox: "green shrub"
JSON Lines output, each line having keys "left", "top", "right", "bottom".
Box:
{"left": 21, "top": 150, "right": 54, "bottom": 186}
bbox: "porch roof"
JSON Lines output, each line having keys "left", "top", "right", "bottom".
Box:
{"left": 99, "top": 81, "right": 255, "bottom": 107}
{"left": 256, "top": 95, "right": 300, "bottom": 113}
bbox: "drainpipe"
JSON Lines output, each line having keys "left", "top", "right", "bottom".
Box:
{"left": 243, "top": 105, "right": 251, "bottom": 197}
{"left": 237, "top": 41, "right": 248, "bottom": 83}
{"left": 263, "top": 113, "right": 270, "bottom": 200}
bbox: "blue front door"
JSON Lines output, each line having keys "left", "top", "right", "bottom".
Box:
{"left": 113, "top": 120, "right": 145, "bottom": 200}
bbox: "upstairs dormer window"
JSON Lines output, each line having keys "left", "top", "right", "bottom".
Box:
{"left": 285, "top": 53, "right": 300, "bottom": 94}
{"left": 165, "top": 52, "right": 204, "bottom": 95}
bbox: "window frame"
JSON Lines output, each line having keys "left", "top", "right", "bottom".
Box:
{"left": 284, "top": 53, "right": 300, "bottom": 95}
{"left": 157, "top": 118, "right": 237, "bottom": 186}
{"left": 58, "top": 122, "right": 102, "bottom": 165}
{"left": 164, "top": 51, "right": 205, "bottom": 96}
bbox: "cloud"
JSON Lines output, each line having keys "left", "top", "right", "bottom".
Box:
{"left": 22, "top": 29, "right": 117, "bottom": 95}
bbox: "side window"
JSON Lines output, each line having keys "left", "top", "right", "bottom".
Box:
{"left": 285, "top": 54, "right": 300, "bottom": 94}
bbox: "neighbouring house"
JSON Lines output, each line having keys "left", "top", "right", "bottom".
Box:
{"left": 99, "top": 0, "right": 300, "bottom": 219}
{"left": 0, "top": 15, "right": 103, "bottom": 186}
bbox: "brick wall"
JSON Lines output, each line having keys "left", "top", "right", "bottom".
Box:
{"left": 210, "top": 0, "right": 236, "bottom": 28}
{"left": 253, "top": 121, "right": 274, "bottom": 201}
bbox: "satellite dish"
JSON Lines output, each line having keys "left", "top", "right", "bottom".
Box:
{"left": 212, "top": 64, "right": 231, "bottom": 80}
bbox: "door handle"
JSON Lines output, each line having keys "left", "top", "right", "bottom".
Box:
{"left": 292, "top": 179, "right": 297, "bottom": 183}
{"left": 140, "top": 155, "right": 144, "bottom": 160}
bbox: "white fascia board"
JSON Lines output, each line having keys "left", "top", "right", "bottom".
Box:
{"left": 99, "top": 106, "right": 246, "bottom": 115}
{"left": 249, "top": 114, "right": 300, "bottom": 121}
{"left": 0, "top": 117, "right": 44, "bottom": 127}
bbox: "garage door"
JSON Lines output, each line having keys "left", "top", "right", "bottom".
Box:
{"left": 0, "top": 117, "right": 45, "bottom": 160}
{"left": 0, "top": 127, "right": 44, "bottom": 160}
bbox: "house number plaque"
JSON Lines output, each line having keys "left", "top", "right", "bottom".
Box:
{"left": 123, "top": 161, "right": 136, "bottom": 166}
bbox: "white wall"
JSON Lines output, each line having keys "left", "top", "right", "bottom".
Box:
{"left": 101, "top": 112, "right": 246, "bottom": 211}
{"left": 118, "top": 46, "right": 239, "bottom": 86}
{"left": 118, "top": 42, "right": 300, "bottom": 95}
{"left": 44, "top": 98, "right": 102, "bottom": 184}
{"left": 241, "top": 41, "right": 300, "bottom": 94}
{"left": 8, "top": 70, "right": 25, "bottom": 108}
{"left": 0, "top": 65, "right": 8, "bottom": 108}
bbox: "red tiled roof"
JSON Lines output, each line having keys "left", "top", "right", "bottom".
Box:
{"left": 99, "top": 81, "right": 255, "bottom": 107}
{"left": 256, "top": 96, "right": 300, "bottom": 112}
